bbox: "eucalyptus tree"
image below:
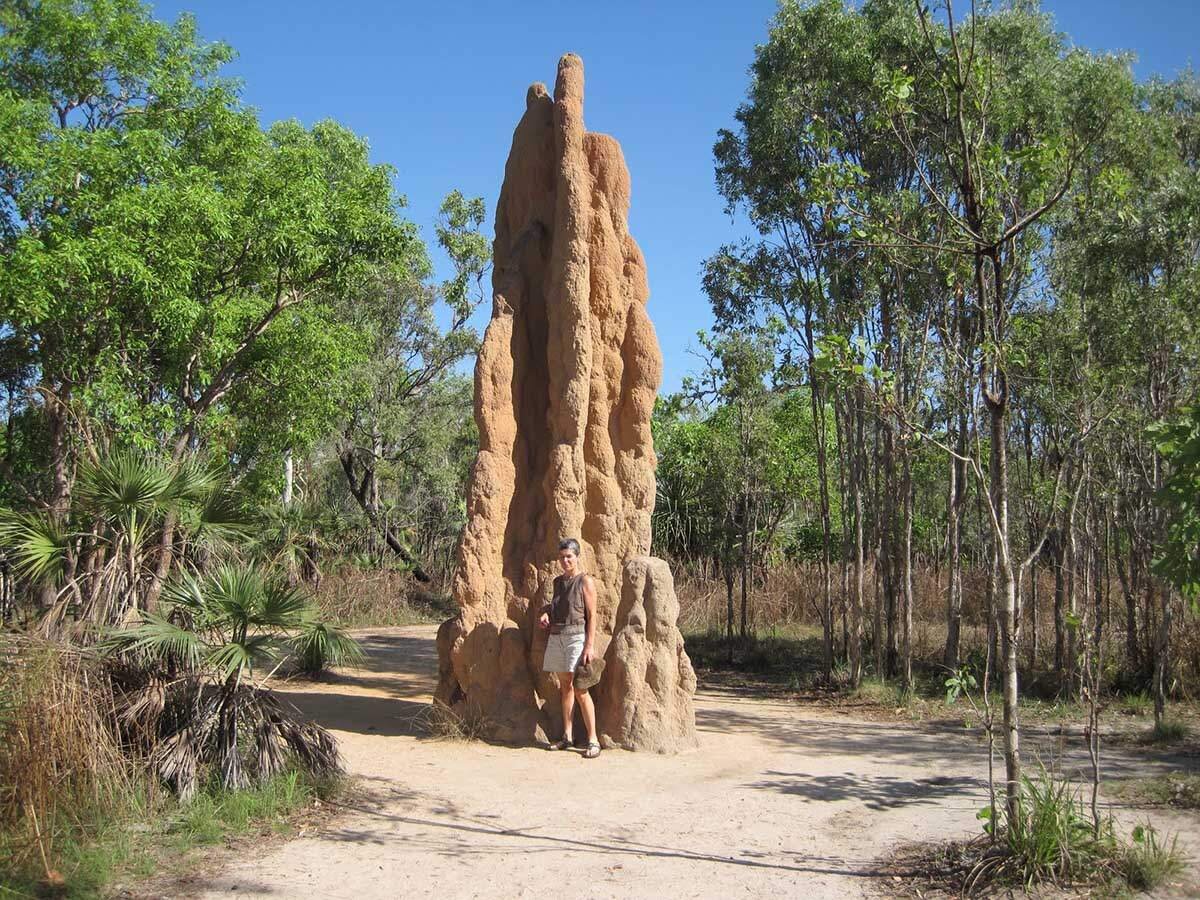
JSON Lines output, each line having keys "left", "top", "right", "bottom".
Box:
{"left": 714, "top": 0, "right": 1136, "bottom": 815}
{"left": 684, "top": 327, "right": 782, "bottom": 638}
{"left": 705, "top": 0, "right": 879, "bottom": 678}
{"left": 852, "top": 0, "right": 1133, "bottom": 819}
{"left": 335, "top": 191, "right": 488, "bottom": 578}
{"left": 1069, "top": 71, "right": 1200, "bottom": 717}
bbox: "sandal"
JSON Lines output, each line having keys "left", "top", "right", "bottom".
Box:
{"left": 583, "top": 741, "right": 601, "bottom": 759}
{"left": 547, "top": 735, "right": 572, "bottom": 751}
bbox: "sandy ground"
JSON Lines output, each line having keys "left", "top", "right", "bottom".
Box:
{"left": 176, "top": 626, "right": 1197, "bottom": 899}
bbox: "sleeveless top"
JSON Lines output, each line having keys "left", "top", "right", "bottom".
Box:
{"left": 548, "top": 574, "right": 587, "bottom": 632}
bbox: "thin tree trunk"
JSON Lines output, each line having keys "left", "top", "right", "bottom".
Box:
{"left": 740, "top": 491, "right": 750, "bottom": 640}
{"left": 901, "top": 443, "right": 914, "bottom": 692}
{"left": 1152, "top": 585, "right": 1172, "bottom": 729}
{"left": 944, "top": 434, "right": 963, "bottom": 669}
{"left": 1053, "top": 532, "right": 1067, "bottom": 677}
{"left": 849, "top": 386, "right": 866, "bottom": 688}
{"left": 283, "top": 450, "right": 294, "bottom": 506}
{"left": 1028, "top": 557, "right": 1039, "bottom": 672}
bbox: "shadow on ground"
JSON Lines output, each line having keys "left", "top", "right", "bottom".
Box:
{"left": 279, "top": 692, "right": 431, "bottom": 738}
{"left": 314, "top": 800, "right": 903, "bottom": 879}
{"left": 747, "top": 769, "right": 986, "bottom": 810}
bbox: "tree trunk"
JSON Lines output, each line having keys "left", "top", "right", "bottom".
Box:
{"left": 849, "top": 386, "right": 866, "bottom": 687}
{"left": 882, "top": 422, "right": 898, "bottom": 679}
{"left": 1028, "top": 557, "right": 1039, "bottom": 672}
{"left": 990, "top": 398, "right": 1021, "bottom": 826}
{"left": 283, "top": 450, "right": 294, "bottom": 506}
{"left": 739, "top": 492, "right": 750, "bottom": 640}
{"left": 1118, "top": 557, "right": 1139, "bottom": 674}
{"left": 901, "top": 443, "right": 914, "bottom": 692}
{"left": 338, "top": 447, "right": 432, "bottom": 582}
{"left": 1053, "top": 532, "right": 1067, "bottom": 676}
{"left": 1152, "top": 585, "right": 1172, "bottom": 729}
{"left": 944, "top": 438, "right": 963, "bottom": 669}
{"left": 724, "top": 531, "right": 735, "bottom": 642}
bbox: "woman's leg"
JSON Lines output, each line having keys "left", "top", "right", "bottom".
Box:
{"left": 574, "top": 686, "right": 597, "bottom": 744}
{"left": 558, "top": 672, "right": 575, "bottom": 740}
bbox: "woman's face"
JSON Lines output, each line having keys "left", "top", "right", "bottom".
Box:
{"left": 558, "top": 547, "right": 578, "bottom": 576}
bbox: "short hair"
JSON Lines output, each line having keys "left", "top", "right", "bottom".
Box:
{"left": 557, "top": 538, "right": 581, "bottom": 556}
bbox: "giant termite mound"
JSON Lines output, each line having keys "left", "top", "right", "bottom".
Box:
{"left": 434, "top": 53, "right": 696, "bottom": 752}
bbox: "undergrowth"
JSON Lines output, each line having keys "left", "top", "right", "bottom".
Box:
{"left": 1147, "top": 719, "right": 1190, "bottom": 743}
{"left": 420, "top": 701, "right": 492, "bottom": 742}
{"left": 313, "top": 570, "right": 451, "bottom": 628}
{"left": 0, "top": 636, "right": 343, "bottom": 898}
{"left": 897, "top": 769, "right": 1187, "bottom": 896}
{"left": 0, "top": 770, "right": 339, "bottom": 898}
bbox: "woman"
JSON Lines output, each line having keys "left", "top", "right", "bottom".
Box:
{"left": 538, "top": 538, "right": 600, "bottom": 759}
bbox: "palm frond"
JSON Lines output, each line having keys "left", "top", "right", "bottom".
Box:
{"left": 76, "top": 451, "right": 176, "bottom": 521}
{"left": 291, "top": 619, "right": 365, "bottom": 674}
{"left": 255, "top": 581, "right": 310, "bottom": 628}
{"left": 206, "top": 634, "right": 278, "bottom": 679}
{"left": 0, "top": 507, "right": 70, "bottom": 584}
{"left": 161, "top": 570, "right": 209, "bottom": 618}
{"left": 194, "top": 484, "right": 254, "bottom": 543}
{"left": 208, "top": 565, "right": 264, "bottom": 626}
{"left": 167, "top": 456, "right": 225, "bottom": 503}
{"left": 105, "top": 613, "right": 205, "bottom": 669}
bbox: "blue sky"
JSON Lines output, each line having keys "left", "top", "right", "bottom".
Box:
{"left": 151, "top": 0, "right": 1197, "bottom": 393}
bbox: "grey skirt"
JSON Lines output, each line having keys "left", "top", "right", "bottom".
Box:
{"left": 543, "top": 628, "right": 585, "bottom": 673}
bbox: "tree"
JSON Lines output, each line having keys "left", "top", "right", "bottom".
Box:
{"left": 712, "top": 0, "right": 1136, "bottom": 819}
{"left": 1151, "top": 403, "right": 1200, "bottom": 725}
{"left": 335, "top": 190, "right": 488, "bottom": 577}
{"left": 0, "top": 0, "right": 432, "bottom": 601}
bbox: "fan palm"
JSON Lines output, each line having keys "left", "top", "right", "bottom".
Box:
{"left": 0, "top": 452, "right": 252, "bottom": 632}
{"left": 249, "top": 499, "right": 345, "bottom": 587}
{"left": 107, "top": 563, "right": 361, "bottom": 795}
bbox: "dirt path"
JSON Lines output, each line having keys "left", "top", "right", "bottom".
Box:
{"left": 183, "top": 627, "right": 1196, "bottom": 899}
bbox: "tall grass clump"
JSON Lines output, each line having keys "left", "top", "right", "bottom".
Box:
{"left": 1122, "top": 823, "right": 1185, "bottom": 890}
{"left": 963, "top": 768, "right": 1187, "bottom": 894}
{"left": 0, "top": 635, "right": 152, "bottom": 888}
{"left": 1148, "top": 719, "right": 1190, "bottom": 743}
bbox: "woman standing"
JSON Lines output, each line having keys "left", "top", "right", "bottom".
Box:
{"left": 538, "top": 538, "right": 600, "bottom": 758}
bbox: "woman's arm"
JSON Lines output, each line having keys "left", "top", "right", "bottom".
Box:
{"left": 582, "top": 575, "right": 598, "bottom": 665}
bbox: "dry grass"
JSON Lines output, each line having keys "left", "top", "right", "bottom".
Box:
{"left": 672, "top": 560, "right": 1199, "bottom": 696}
{"left": 417, "top": 701, "right": 493, "bottom": 742}
{"left": 0, "top": 635, "right": 150, "bottom": 888}
{"left": 0, "top": 635, "right": 351, "bottom": 896}
{"left": 313, "top": 569, "right": 453, "bottom": 628}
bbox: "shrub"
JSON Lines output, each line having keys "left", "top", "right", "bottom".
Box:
{"left": 1149, "top": 719, "right": 1190, "bottom": 742}
{"left": 106, "top": 564, "right": 352, "bottom": 796}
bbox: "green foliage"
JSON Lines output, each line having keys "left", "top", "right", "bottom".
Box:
{"left": 1152, "top": 403, "right": 1200, "bottom": 606}
{"left": 944, "top": 667, "right": 978, "bottom": 705}
{"left": 1, "top": 452, "right": 248, "bottom": 627}
{"left": 956, "top": 770, "right": 1188, "bottom": 893}
{"left": 291, "top": 618, "right": 366, "bottom": 676}
{"left": 113, "top": 563, "right": 358, "bottom": 682}
{"left": 1148, "top": 719, "right": 1190, "bottom": 743}
{"left": 0, "top": 506, "right": 69, "bottom": 584}
{"left": 654, "top": 370, "right": 834, "bottom": 568}
{"left": 0, "top": 0, "right": 432, "bottom": 500}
